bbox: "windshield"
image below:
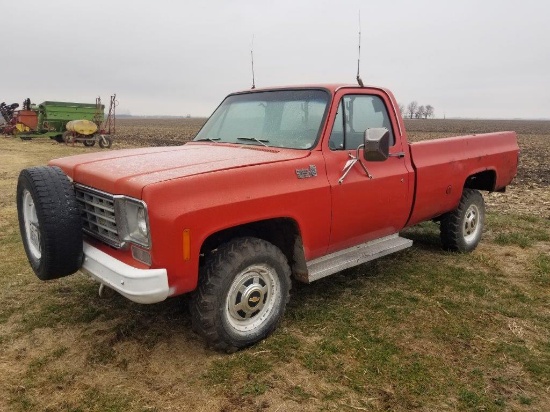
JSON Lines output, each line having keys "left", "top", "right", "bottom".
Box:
{"left": 194, "top": 89, "right": 330, "bottom": 149}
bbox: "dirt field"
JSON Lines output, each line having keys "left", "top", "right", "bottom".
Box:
{"left": 0, "top": 119, "right": 549, "bottom": 411}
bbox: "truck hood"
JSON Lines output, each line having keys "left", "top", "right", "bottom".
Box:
{"left": 49, "top": 143, "right": 310, "bottom": 198}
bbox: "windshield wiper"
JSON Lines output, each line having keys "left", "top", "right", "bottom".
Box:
{"left": 194, "top": 137, "right": 220, "bottom": 143}
{"left": 237, "top": 137, "right": 269, "bottom": 147}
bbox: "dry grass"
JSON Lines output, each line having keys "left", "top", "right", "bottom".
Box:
{"left": 0, "top": 119, "right": 549, "bottom": 411}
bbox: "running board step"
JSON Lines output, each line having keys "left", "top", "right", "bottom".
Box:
{"left": 304, "top": 234, "right": 413, "bottom": 283}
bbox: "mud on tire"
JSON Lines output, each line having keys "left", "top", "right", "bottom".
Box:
{"left": 17, "top": 166, "right": 83, "bottom": 280}
{"left": 190, "top": 237, "right": 291, "bottom": 353}
{"left": 440, "top": 188, "right": 485, "bottom": 253}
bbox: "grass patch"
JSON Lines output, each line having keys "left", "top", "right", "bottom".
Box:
{"left": 78, "top": 388, "right": 138, "bottom": 412}
{"left": 489, "top": 213, "right": 550, "bottom": 248}
{"left": 241, "top": 381, "right": 269, "bottom": 396}
{"left": 19, "top": 299, "right": 105, "bottom": 332}
{"left": 27, "top": 347, "right": 68, "bottom": 374}
{"left": 533, "top": 253, "right": 550, "bottom": 286}
{"left": 0, "top": 306, "right": 18, "bottom": 324}
{"left": 205, "top": 352, "right": 273, "bottom": 387}
{"left": 290, "top": 385, "right": 313, "bottom": 401}
{"left": 87, "top": 341, "right": 117, "bottom": 365}
{"left": 494, "top": 232, "right": 535, "bottom": 248}
{"left": 496, "top": 341, "right": 550, "bottom": 385}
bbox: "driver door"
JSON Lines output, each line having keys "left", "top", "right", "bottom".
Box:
{"left": 323, "top": 90, "right": 413, "bottom": 253}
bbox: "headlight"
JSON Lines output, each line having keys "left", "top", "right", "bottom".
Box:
{"left": 114, "top": 196, "right": 151, "bottom": 248}
{"left": 137, "top": 207, "right": 148, "bottom": 237}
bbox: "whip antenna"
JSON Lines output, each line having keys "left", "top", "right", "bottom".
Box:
{"left": 251, "top": 35, "right": 256, "bottom": 89}
{"left": 356, "top": 11, "right": 364, "bottom": 87}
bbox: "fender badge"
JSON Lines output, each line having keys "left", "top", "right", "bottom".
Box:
{"left": 296, "top": 165, "right": 317, "bottom": 179}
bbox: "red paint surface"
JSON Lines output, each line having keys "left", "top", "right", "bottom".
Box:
{"left": 16, "top": 110, "right": 38, "bottom": 129}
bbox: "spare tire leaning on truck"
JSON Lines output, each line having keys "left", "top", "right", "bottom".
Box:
{"left": 16, "top": 166, "right": 83, "bottom": 280}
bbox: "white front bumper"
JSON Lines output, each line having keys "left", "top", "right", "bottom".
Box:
{"left": 81, "top": 241, "right": 169, "bottom": 304}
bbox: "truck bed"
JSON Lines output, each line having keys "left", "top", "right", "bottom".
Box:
{"left": 406, "top": 131, "right": 519, "bottom": 226}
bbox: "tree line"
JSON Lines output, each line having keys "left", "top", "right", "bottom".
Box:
{"left": 398, "top": 101, "right": 434, "bottom": 119}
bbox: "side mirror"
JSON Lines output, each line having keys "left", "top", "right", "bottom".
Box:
{"left": 363, "top": 128, "right": 390, "bottom": 162}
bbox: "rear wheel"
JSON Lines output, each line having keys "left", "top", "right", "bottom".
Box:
{"left": 190, "top": 237, "right": 291, "bottom": 352}
{"left": 17, "top": 166, "right": 83, "bottom": 280}
{"left": 440, "top": 188, "right": 485, "bottom": 252}
{"left": 98, "top": 135, "right": 112, "bottom": 149}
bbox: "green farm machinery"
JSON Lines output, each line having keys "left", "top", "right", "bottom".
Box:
{"left": 18, "top": 95, "right": 116, "bottom": 148}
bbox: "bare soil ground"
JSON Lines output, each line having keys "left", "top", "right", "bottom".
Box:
{"left": 0, "top": 118, "right": 548, "bottom": 412}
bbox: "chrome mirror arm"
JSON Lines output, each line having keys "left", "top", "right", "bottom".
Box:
{"left": 355, "top": 144, "right": 373, "bottom": 179}
{"left": 338, "top": 145, "right": 373, "bottom": 184}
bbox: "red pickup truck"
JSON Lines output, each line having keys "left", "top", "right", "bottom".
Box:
{"left": 17, "top": 84, "right": 519, "bottom": 352}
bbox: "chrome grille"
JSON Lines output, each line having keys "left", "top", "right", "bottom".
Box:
{"left": 75, "top": 185, "right": 121, "bottom": 248}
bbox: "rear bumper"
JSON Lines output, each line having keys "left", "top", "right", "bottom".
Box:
{"left": 81, "top": 241, "right": 169, "bottom": 304}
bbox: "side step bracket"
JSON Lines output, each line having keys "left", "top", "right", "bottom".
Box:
{"left": 303, "top": 234, "right": 412, "bottom": 283}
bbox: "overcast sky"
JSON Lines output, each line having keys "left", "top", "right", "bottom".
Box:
{"left": 2, "top": 0, "right": 549, "bottom": 118}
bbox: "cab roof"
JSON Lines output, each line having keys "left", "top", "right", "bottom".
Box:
{"left": 231, "top": 83, "right": 391, "bottom": 95}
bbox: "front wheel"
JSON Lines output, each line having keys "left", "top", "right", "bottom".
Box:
{"left": 440, "top": 188, "right": 485, "bottom": 252}
{"left": 190, "top": 237, "right": 291, "bottom": 352}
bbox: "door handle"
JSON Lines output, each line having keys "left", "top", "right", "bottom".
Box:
{"left": 389, "top": 152, "right": 405, "bottom": 158}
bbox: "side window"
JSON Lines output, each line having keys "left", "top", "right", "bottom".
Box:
{"left": 329, "top": 95, "right": 395, "bottom": 150}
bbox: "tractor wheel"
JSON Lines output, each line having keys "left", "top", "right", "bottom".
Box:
{"left": 17, "top": 166, "right": 83, "bottom": 280}
{"left": 62, "top": 131, "right": 73, "bottom": 144}
{"left": 440, "top": 189, "right": 485, "bottom": 253}
{"left": 99, "top": 135, "right": 112, "bottom": 149}
{"left": 190, "top": 237, "right": 291, "bottom": 352}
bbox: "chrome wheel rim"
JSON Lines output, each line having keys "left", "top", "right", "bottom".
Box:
{"left": 22, "top": 189, "right": 41, "bottom": 259}
{"left": 463, "top": 204, "right": 481, "bottom": 245}
{"left": 225, "top": 264, "right": 279, "bottom": 332}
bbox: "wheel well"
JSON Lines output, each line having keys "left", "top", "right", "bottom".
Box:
{"left": 464, "top": 170, "right": 496, "bottom": 192}
{"left": 199, "top": 218, "right": 305, "bottom": 275}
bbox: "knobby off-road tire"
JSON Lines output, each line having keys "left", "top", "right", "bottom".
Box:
{"left": 440, "top": 188, "right": 485, "bottom": 252}
{"left": 190, "top": 237, "right": 291, "bottom": 353}
{"left": 17, "top": 166, "right": 83, "bottom": 280}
